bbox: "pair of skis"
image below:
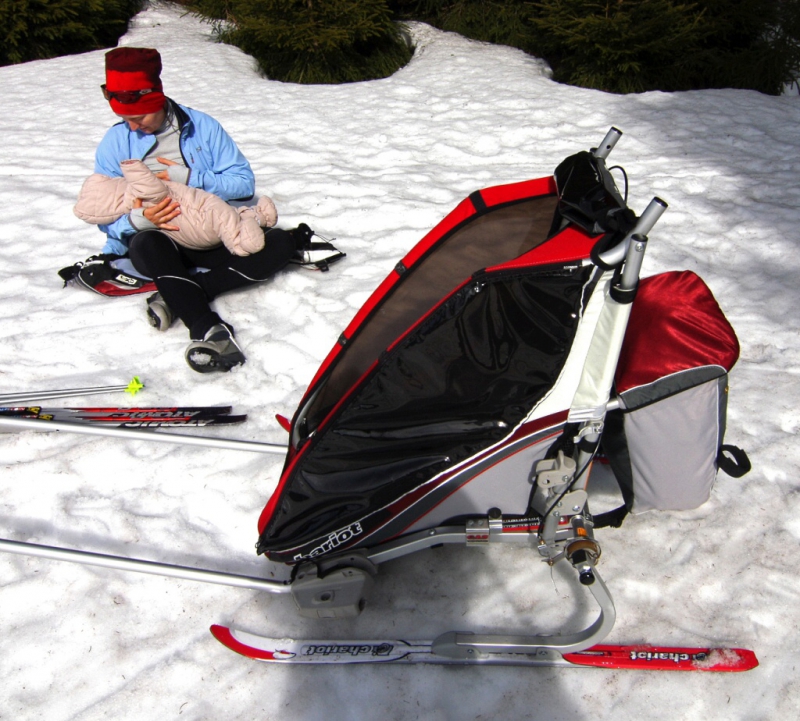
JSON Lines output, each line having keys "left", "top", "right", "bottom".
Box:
{"left": 0, "top": 377, "right": 245, "bottom": 428}
{"left": 210, "top": 626, "right": 758, "bottom": 671}
{"left": 0, "top": 405, "right": 244, "bottom": 428}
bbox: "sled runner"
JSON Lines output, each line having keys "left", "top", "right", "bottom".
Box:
{"left": 5, "top": 129, "right": 754, "bottom": 669}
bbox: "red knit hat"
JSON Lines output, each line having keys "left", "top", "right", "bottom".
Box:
{"left": 104, "top": 47, "right": 166, "bottom": 116}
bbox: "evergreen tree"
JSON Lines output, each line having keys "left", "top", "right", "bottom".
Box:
{"left": 391, "top": 0, "right": 800, "bottom": 95}
{"left": 0, "top": 0, "right": 143, "bottom": 66}
{"left": 528, "top": 0, "right": 706, "bottom": 93}
{"left": 528, "top": 0, "right": 800, "bottom": 95}
{"left": 191, "top": 0, "right": 413, "bottom": 84}
{"left": 390, "top": 0, "right": 535, "bottom": 53}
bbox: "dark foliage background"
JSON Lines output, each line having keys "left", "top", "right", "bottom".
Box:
{"left": 188, "top": 0, "right": 413, "bottom": 84}
{"left": 3, "top": 0, "right": 797, "bottom": 93}
{"left": 391, "top": 0, "right": 800, "bottom": 95}
{"left": 0, "top": 0, "right": 145, "bottom": 66}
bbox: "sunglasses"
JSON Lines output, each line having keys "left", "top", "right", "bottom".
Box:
{"left": 101, "top": 84, "right": 156, "bottom": 104}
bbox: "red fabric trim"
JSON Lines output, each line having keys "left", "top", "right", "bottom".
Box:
{"left": 486, "top": 226, "right": 598, "bottom": 273}
{"left": 301, "top": 273, "right": 401, "bottom": 395}
{"left": 105, "top": 68, "right": 159, "bottom": 91}
{"left": 479, "top": 176, "right": 557, "bottom": 207}
{"left": 402, "top": 197, "right": 475, "bottom": 268}
{"left": 106, "top": 67, "right": 165, "bottom": 115}
{"left": 108, "top": 91, "right": 166, "bottom": 116}
{"left": 615, "top": 271, "right": 740, "bottom": 393}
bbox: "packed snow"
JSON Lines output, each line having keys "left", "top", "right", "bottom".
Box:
{"left": 1, "top": 3, "right": 799, "bottom": 719}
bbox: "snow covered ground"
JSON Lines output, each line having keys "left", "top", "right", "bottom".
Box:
{"left": 1, "top": 3, "right": 799, "bottom": 718}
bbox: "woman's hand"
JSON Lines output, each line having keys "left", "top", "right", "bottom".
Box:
{"left": 134, "top": 197, "right": 181, "bottom": 231}
{"left": 155, "top": 157, "right": 179, "bottom": 181}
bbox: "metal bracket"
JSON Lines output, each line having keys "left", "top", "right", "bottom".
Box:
{"left": 292, "top": 561, "right": 376, "bottom": 619}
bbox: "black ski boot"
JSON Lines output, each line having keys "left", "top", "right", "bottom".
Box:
{"left": 146, "top": 292, "right": 174, "bottom": 331}
{"left": 185, "top": 324, "right": 246, "bottom": 373}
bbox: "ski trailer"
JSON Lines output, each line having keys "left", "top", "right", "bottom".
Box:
{"left": 1, "top": 129, "right": 755, "bottom": 671}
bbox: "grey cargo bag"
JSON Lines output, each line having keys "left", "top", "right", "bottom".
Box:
{"left": 598, "top": 271, "right": 750, "bottom": 526}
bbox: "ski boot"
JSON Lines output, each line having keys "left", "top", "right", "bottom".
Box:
{"left": 185, "top": 324, "right": 245, "bottom": 373}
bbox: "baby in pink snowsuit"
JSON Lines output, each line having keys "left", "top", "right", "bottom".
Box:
{"left": 74, "top": 159, "right": 278, "bottom": 256}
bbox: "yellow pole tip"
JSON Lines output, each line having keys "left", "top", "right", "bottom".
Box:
{"left": 125, "top": 376, "right": 144, "bottom": 395}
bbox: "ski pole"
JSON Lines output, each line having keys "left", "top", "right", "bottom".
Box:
{"left": 0, "top": 377, "right": 144, "bottom": 405}
{"left": 0, "top": 416, "right": 287, "bottom": 455}
{"left": 0, "top": 538, "right": 291, "bottom": 594}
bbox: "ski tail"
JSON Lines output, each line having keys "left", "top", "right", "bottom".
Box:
{"left": 562, "top": 644, "right": 759, "bottom": 672}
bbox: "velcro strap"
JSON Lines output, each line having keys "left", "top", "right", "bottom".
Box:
{"left": 717, "top": 444, "right": 751, "bottom": 478}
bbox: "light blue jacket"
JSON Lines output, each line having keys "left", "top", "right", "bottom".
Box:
{"left": 94, "top": 100, "right": 256, "bottom": 255}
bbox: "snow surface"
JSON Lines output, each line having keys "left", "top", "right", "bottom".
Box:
{"left": 1, "top": 3, "right": 799, "bottom": 719}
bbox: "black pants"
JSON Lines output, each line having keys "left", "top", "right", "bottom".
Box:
{"left": 129, "top": 228, "right": 295, "bottom": 339}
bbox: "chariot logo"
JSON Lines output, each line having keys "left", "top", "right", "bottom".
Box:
{"left": 303, "top": 643, "right": 393, "bottom": 657}
{"left": 630, "top": 651, "right": 705, "bottom": 664}
{"left": 114, "top": 274, "right": 138, "bottom": 286}
{"left": 293, "top": 522, "right": 363, "bottom": 561}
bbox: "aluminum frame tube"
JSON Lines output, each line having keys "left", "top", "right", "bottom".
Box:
{"left": 431, "top": 568, "right": 616, "bottom": 658}
{"left": 0, "top": 538, "right": 291, "bottom": 594}
{"left": 592, "top": 127, "right": 623, "bottom": 160}
{"left": 597, "top": 196, "right": 668, "bottom": 268}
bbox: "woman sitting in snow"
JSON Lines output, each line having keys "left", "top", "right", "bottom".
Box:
{"left": 74, "top": 160, "right": 279, "bottom": 258}
{"left": 89, "top": 46, "right": 296, "bottom": 374}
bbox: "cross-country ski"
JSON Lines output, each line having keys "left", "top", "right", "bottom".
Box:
{"left": 0, "top": 405, "right": 245, "bottom": 427}
{"left": 210, "top": 625, "right": 758, "bottom": 671}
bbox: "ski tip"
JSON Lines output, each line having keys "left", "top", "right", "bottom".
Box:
{"left": 210, "top": 625, "right": 294, "bottom": 662}
{"left": 210, "top": 625, "right": 245, "bottom": 655}
{"left": 125, "top": 377, "right": 144, "bottom": 396}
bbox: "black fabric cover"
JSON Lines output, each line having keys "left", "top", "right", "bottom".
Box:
{"left": 258, "top": 263, "right": 595, "bottom": 560}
